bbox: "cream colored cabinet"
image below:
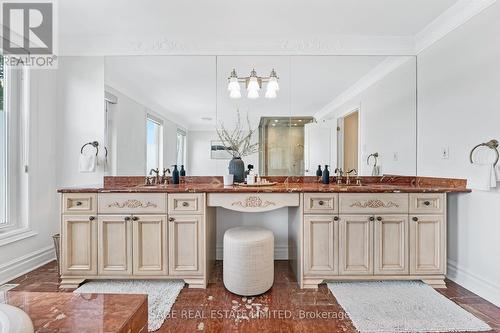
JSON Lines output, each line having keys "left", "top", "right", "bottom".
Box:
{"left": 133, "top": 215, "right": 168, "bottom": 275}
{"left": 374, "top": 215, "right": 408, "bottom": 275}
{"left": 410, "top": 214, "right": 446, "bottom": 275}
{"left": 339, "top": 215, "right": 373, "bottom": 275}
{"left": 97, "top": 215, "right": 133, "bottom": 276}
{"left": 168, "top": 215, "right": 203, "bottom": 276}
{"left": 303, "top": 215, "right": 338, "bottom": 276}
{"left": 61, "top": 215, "right": 98, "bottom": 276}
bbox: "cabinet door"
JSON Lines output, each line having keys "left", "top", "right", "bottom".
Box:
{"left": 61, "top": 215, "right": 98, "bottom": 276}
{"left": 374, "top": 215, "right": 408, "bottom": 275}
{"left": 410, "top": 215, "right": 446, "bottom": 275}
{"left": 169, "top": 215, "right": 203, "bottom": 275}
{"left": 339, "top": 215, "right": 373, "bottom": 275}
{"left": 303, "top": 215, "right": 338, "bottom": 276}
{"left": 98, "top": 215, "right": 132, "bottom": 276}
{"left": 133, "top": 215, "right": 167, "bottom": 275}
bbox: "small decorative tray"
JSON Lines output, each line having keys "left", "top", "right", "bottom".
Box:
{"left": 235, "top": 182, "right": 277, "bottom": 187}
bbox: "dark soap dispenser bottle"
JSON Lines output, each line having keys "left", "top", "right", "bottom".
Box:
{"left": 180, "top": 165, "right": 186, "bottom": 176}
{"left": 172, "top": 165, "right": 180, "bottom": 184}
{"left": 322, "top": 165, "right": 330, "bottom": 184}
{"left": 316, "top": 165, "right": 323, "bottom": 177}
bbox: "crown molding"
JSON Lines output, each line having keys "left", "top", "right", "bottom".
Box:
{"left": 415, "top": 0, "right": 497, "bottom": 54}
{"left": 314, "top": 57, "right": 411, "bottom": 120}
{"left": 59, "top": 34, "right": 416, "bottom": 56}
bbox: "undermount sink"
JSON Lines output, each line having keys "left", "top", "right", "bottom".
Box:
{"left": 0, "top": 304, "right": 34, "bottom": 333}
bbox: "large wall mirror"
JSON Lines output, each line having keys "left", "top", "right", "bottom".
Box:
{"left": 104, "top": 55, "right": 417, "bottom": 177}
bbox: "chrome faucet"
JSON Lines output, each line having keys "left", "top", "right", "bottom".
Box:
{"left": 161, "top": 168, "right": 171, "bottom": 184}
{"left": 149, "top": 168, "right": 160, "bottom": 184}
{"left": 334, "top": 168, "right": 343, "bottom": 184}
{"left": 345, "top": 169, "right": 357, "bottom": 185}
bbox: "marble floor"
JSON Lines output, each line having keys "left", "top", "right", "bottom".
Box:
{"left": 7, "top": 261, "right": 500, "bottom": 333}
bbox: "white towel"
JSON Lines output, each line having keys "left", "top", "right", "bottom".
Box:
{"left": 468, "top": 148, "right": 498, "bottom": 190}
{"left": 467, "top": 164, "right": 495, "bottom": 191}
{"left": 371, "top": 165, "right": 380, "bottom": 176}
{"left": 79, "top": 153, "right": 97, "bottom": 173}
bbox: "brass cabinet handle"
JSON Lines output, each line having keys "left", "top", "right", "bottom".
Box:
{"left": 423, "top": 201, "right": 431, "bottom": 206}
{"left": 124, "top": 216, "right": 131, "bottom": 222}
{"left": 132, "top": 216, "right": 139, "bottom": 221}
{"left": 333, "top": 216, "right": 339, "bottom": 221}
{"left": 89, "top": 216, "right": 95, "bottom": 221}
{"left": 318, "top": 200, "right": 324, "bottom": 206}
{"left": 369, "top": 216, "right": 375, "bottom": 222}
{"left": 376, "top": 216, "right": 382, "bottom": 221}
{"left": 168, "top": 217, "right": 175, "bottom": 222}
{"left": 412, "top": 216, "right": 419, "bottom": 222}
{"left": 182, "top": 202, "right": 189, "bottom": 207}
{"left": 76, "top": 201, "right": 83, "bottom": 206}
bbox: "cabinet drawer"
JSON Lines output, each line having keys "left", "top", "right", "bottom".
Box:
{"left": 168, "top": 194, "right": 204, "bottom": 215}
{"left": 98, "top": 193, "right": 166, "bottom": 214}
{"left": 339, "top": 193, "right": 408, "bottom": 214}
{"left": 303, "top": 193, "right": 338, "bottom": 214}
{"left": 62, "top": 193, "right": 97, "bottom": 214}
{"left": 409, "top": 194, "right": 445, "bottom": 214}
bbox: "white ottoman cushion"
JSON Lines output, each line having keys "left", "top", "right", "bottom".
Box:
{"left": 223, "top": 226, "right": 274, "bottom": 296}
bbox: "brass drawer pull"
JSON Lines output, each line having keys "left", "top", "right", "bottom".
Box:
{"left": 423, "top": 201, "right": 431, "bottom": 206}
{"left": 132, "top": 216, "right": 139, "bottom": 221}
{"left": 89, "top": 216, "right": 95, "bottom": 221}
{"left": 369, "top": 216, "right": 375, "bottom": 222}
{"left": 168, "top": 217, "right": 175, "bottom": 222}
{"left": 333, "top": 216, "right": 339, "bottom": 221}
{"left": 182, "top": 202, "right": 189, "bottom": 207}
{"left": 76, "top": 201, "right": 83, "bottom": 206}
{"left": 318, "top": 200, "right": 324, "bottom": 206}
{"left": 376, "top": 216, "right": 382, "bottom": 221}
{"left": 124, "top": 216, "right": 131, "bottom": 222}
{"left": 412, "top": 217, "right": 419, "bottom": 222}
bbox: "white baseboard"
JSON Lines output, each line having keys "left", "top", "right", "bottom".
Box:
{"left": 447, "top": 259, "right": 500, "bottom": 307}
{"left": 0, "top": 246, "right": 56, "bottom": 285}
{"left": 216, "top": 245, "right": 289, "bottom": 260}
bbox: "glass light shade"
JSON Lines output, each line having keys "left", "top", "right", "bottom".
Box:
{"left": 229, "top": 89, "right": 241, "bottom": 99}
{"left": 267, "top": 76, "right": 279, "bottom": 92}
{"left": 247, "top": 88, "right": 259, "bottom": 99}
{"left": 247, "top": 77, "right": 260, "bottom": 91}
{"left": 228, "top": 77, "right": 240, "bottom": 92}
{"left": 265, "top": 89, "right": 277, "bottom": 99}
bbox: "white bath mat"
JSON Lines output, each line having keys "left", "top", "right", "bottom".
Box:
{"left": 74, "top": 280, "right": 184, "bottom": 331}
{"left": 327, "top": 281, "right": 491, "bottom": 333}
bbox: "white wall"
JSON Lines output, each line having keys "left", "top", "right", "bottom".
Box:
{"left": 56, "top": 57, "right": 105, "bottom": 186}
{"left": 417, "top": 2, "right": 500, "bottom": 306}
{"left": 333, "top": 59, "right": 417, "bottom": 176}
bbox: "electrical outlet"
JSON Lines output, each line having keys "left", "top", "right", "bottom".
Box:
{"left": 393, "top": 152, "right": 399, "bottom": 161}
{"left": 442, "top": 147, "right": 449, "bottom": 159}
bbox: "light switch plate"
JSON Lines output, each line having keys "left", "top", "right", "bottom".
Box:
{"left": 442, "top": 147, "right": 450, "bottom": 159}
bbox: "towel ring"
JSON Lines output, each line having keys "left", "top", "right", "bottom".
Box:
{"left": 469, "top": 139, "right": 499, "bottom": 167}
{"left": 80, "top": 141, "right": 99, "bottom": 156}
{"left": 367, "top": 152, "right": 379, "bottom": 166}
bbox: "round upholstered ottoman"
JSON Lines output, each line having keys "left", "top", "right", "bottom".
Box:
{"left": 223, "top": 226, "right": 274, "bottom": 296}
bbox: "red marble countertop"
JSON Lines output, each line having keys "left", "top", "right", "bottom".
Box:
{"left": 58, "top": 175, "right": 470, "bottom": 194}
{"left": 5, "top": 291, "right": 148, "bottom": 333}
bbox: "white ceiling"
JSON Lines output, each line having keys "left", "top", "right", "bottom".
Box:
{"left": 57, "top": 0, "right": 466, "bottom": 55}
{"left": 104, "top": 55, "right": 406, "bottom": 129}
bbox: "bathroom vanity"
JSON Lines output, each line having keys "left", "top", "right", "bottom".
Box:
{"left": 58, "top": 176, "right": 468, "bottom": 289}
